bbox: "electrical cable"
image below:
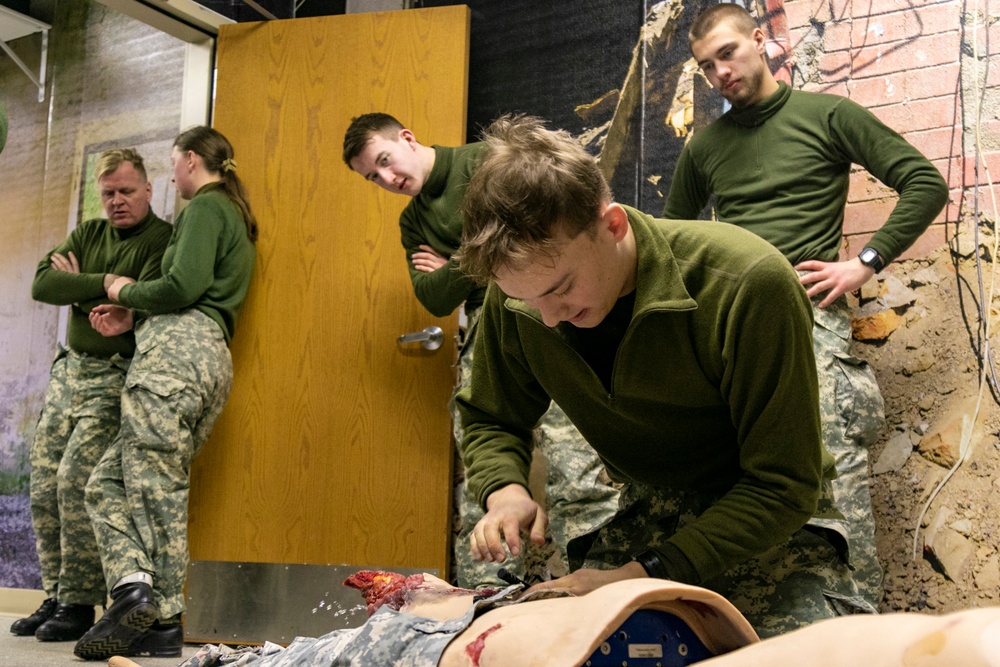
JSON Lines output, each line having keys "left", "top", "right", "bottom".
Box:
{"left": 912, "top": 0, "right": 999, "bottom": 560}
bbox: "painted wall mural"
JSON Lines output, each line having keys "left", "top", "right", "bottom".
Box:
{"left": 0, "top": 0, "right": 186, "bottom": 590}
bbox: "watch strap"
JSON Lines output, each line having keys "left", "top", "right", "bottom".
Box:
{"left": 634, "top": 549, "right": 670, "bottom": 580}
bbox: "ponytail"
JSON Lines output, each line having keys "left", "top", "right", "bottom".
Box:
{"left": 174, "top": 126, "right": 258, "bottom": 242}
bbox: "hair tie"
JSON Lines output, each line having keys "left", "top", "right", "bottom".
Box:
{"left": 221, "top": 157, "right": 237, "bottom": 173}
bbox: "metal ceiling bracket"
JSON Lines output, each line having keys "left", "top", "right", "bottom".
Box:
{"left": 0, "top": 6, "right": 50, "bottom": 103}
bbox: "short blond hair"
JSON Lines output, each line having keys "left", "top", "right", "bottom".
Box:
{"left": 458, "top": 114, "right": 611, "bottom": 283}
{"left": 94, "top": 148, "right": 147, "bottom": 182}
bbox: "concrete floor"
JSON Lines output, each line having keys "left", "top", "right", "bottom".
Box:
{"left": 0, "top": 614, "right": 200, "bottom": 667}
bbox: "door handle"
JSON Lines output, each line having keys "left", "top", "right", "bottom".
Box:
{"left": 397, "top": 326, "right": 444, "bottom": 351}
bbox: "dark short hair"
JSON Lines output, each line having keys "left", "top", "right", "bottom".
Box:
{"left": 342, "top": 113, "right": 405, "bottom": 168}
{"left": 458, "top": 114, "right": 611, "bottom": 283}
{"left": 689, "top": 3, "right": 758, "bottom": 44}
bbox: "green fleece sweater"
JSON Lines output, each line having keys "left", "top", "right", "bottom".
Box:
{"left": 32, "top": 212, "right": 172, "bottom": 358}
{"left": 457, "top": 206, "right": 825, "bottom": 586}
{"left": 400, "top": 143, "right": 487, "bottom": 317}
{"left": 663, "top": 82, "right": 949, "bottom": 265}
{"left": 117, "top": 183, "right": 256, "bottom": 343}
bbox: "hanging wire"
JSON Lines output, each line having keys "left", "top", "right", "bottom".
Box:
{"left": 912, "top": 0, "right": 1000, "bottom": 560}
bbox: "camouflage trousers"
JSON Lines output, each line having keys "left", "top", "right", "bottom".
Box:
{"left": 578, "top": 481, "right": 876, "bottom": 639}
{"left": 449, "top": 308, "right": 621, "bottom": 588}
{"left": 813, "top": 296, "right": 886, "bottom": 608}
{"left": 29, "top": 346, "right": 129, "bottom": 605}
{"left": 85, "top": 310, "right": 233, "bottom": 618}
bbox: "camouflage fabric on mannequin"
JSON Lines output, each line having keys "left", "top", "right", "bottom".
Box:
{"left": 173, "top": 585, "right": 519, "bottom": 667}
{"left": 30, "top": 347, "right": 129, "bottom": 605}
{"left": 196, "top": 606, "right": 470, "bottom": 667}
{"left": 449, "top": 308, "right": 620, "bottom": 588}
{"left": 579, "top": 481, "right": 875, "bottom": 639}
{"left": 812, "top": 295, "right": 886, "bottom": 608}
{"left": 85, "top": 311, "right": 233, "bottom": 618}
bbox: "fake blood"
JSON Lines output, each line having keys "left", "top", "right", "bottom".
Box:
{"left": 342, "top": 570, "right": 497, "bottom": 616}
{"left": 464, "top": 623, "right": 502, "bottom": 666}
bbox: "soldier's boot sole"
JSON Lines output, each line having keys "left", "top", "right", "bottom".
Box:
{"left": 72, "top": 602, "right": 157, "bottom": 661}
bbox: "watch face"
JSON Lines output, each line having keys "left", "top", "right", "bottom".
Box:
{"left": 860, "top": 248, "right": 883, "bottom": 271}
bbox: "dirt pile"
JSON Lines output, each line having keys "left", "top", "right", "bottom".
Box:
{"left": 861, "top": 243, "right": 1000, "bottom": 612}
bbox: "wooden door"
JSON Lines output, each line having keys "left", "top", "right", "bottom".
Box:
{"left": 187, "top": 7, "right": 470, "bottom": 576}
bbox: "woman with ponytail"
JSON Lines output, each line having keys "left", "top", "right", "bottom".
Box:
{"left": 75, "top": 126, "right": 257, "bottom": 661}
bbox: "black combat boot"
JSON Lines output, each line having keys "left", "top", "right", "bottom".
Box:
{"left": 35, "top": 603, "right": 95, "bottom": 641}
{"left": 73, "top": 582, "right": 158, "bottom": 661}
{"left": 124, "top": 617, "right": 183, "bottom": 658}
{"left": 9, "top": 597, "right": 57, "bottom": 636}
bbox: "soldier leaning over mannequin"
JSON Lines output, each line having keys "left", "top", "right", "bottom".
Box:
{"left": 456, "top": 114, "right": 873, "bottom": 639}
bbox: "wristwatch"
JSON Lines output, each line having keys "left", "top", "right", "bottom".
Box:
{"left": 858, "top": 247, "right": 885, "bottom": 273}
{"left": 634, "top": 549, "right": 669, "bottom": 580}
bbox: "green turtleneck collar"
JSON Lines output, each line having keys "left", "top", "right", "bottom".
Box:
{"left": 725, "top": 81, "right": 792, "bottom": 128}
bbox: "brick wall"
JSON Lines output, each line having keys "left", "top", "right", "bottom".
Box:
{"left": 781, "top": 0, "right": 1000, "bottom": 259}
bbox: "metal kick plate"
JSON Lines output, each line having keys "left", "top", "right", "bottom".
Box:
{"left": 185, "top": 561, "right": 436, "bottom": 645}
